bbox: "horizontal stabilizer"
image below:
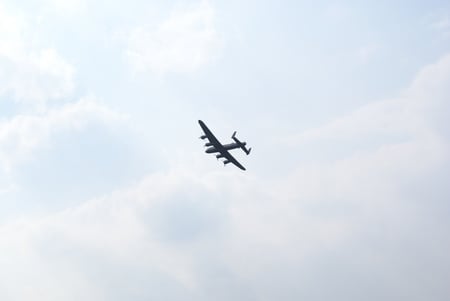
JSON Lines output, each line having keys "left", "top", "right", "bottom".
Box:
{"left": 231, "top": 131, "right": 251, "bottom": 155}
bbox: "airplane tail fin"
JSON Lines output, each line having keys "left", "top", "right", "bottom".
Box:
{"left": 232, "top": 131, "right": 251, "bottom": 155}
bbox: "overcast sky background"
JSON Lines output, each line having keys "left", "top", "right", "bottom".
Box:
{"left": 1, "top": 0, "right": 450, "bottom": 300}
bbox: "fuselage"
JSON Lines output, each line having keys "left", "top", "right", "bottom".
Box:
{"left": 206, "top": 143, "right": 243, "bottom": 154}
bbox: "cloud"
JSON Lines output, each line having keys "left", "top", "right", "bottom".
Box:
{"left": 0, "top": 170, "right": 228, "bottom": 300}
{"left": 41, "top": 0, "right": 87, "bottom": 15}
{"left": 290, "top": 52, "right": 450, "bottom": 149}
{"left": 281, "top": 54, "right": 450, "bottom": 217}
{"left": 126, "top": 1, "right": 221, "bottom": 75}
{"left": 0, "top": 97, "right": 125, "bottom": 172}
{"left": 0, "top": 3, "right": 74, "bottom": 108}
{"left": 0, "top": 52, "right": 449, "bottom": 301}
{"left": 1, "top": 10, "right": 450, "bottom": 294}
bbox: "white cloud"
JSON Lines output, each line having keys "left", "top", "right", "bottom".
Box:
{"left": 407, "top": 52, "right": 450, "bottom": 101}
{"left": 0, "top": 3, "right": 26, "bottom": 59}
{"left": 283, "top": 53, "right": 450, "bottom": 208}
{"left": 1, "top": 0, "right": 450, "bottom": 293}
{"left": 291, "top": 53, "right": 450, "bottom": 147}
{"left": 0, "top": 52, "right": 449, "bottom": 300}
{"left": 0, "top": 97, "right": 125, "bottom": 172}
{"left": 42, "top": 0, "right": 87, "bottom": 16}
{"left": 0, "top": 170, "right": 221, "bottom": 299}
{"left": 0, "top": 3, "right": 75, "bottom": 108}
{"left": 0, "top": 161, "right": 351, "bottom": 299}
{"left": 126, "top": 1, "right": 221, "bottom": 75}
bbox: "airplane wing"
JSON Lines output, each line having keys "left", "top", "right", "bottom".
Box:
{"left": 198, "top": 120, "right": 222, "bottom": 147}
{"left": 198, "top": 120, "right": 246, "bottom": 171}
{"left": 221, "top": 151, "right": 246, "bottom": 171}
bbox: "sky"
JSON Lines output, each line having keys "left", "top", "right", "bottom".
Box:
{"left": 1, "top": 0, "right": 450, "bottom": 300}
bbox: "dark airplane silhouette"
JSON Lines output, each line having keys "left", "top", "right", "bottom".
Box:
{"left": 198, "top": 120, "right": 251, "bottom": 171}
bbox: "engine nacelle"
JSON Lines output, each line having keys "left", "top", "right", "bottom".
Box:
{"left": 200, "top": 135, "right": 207, "bottom": 139}
{"left": 223, "top": 159, "right": 231, "bottom": 165}
{"left": 205, "top": 147, "right": 216, "bottom": 153}
{"left": 216, "top": 154, "right": 224, "bottom": 159}
{"left": 204, "top": 142, "right": 213, "bottom": 147}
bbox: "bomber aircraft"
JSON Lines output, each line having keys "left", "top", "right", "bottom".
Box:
{"left": 198, "top": 120, "right": 251, "bottom": 171}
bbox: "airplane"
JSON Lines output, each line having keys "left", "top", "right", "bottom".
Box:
{"left": 198, "top": 120, "right": 251, "bottom": 171}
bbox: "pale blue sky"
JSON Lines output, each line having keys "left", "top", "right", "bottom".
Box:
{"left": 1, "top": 0, "right": 450, "bottom": 300}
